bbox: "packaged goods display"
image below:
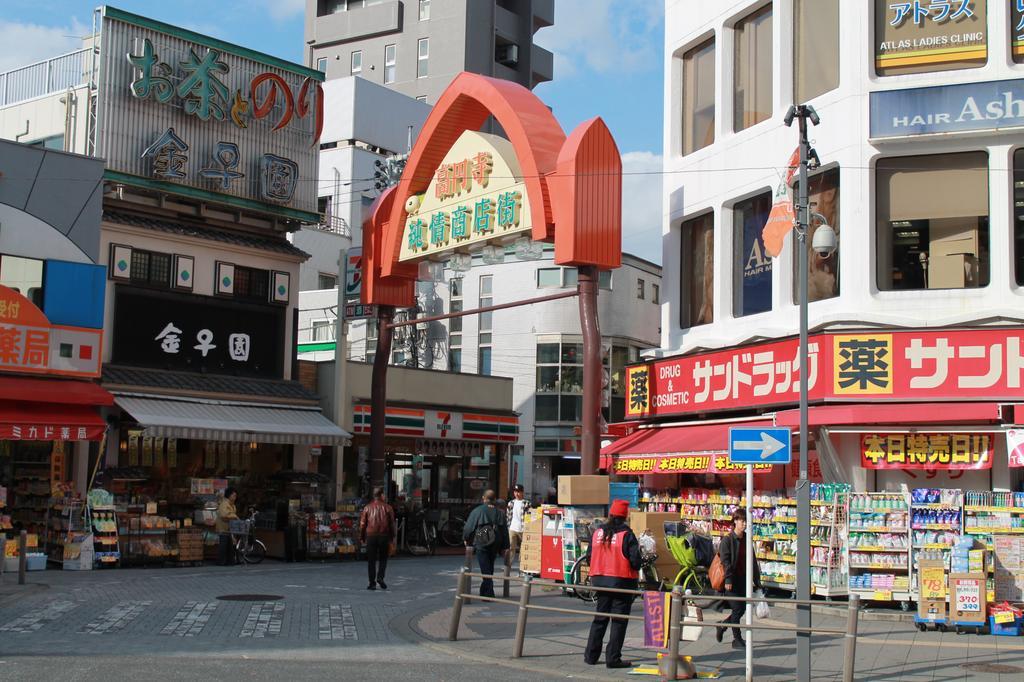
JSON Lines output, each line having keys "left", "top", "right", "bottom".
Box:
{"left": 846, "top": 492, "right": 912, "bottom": 605}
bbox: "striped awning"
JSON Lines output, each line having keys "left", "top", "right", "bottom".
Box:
{"left": 114, "top": 395, "right": 351, "bottom": 446}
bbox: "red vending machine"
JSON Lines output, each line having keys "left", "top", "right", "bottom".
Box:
{"left": 541, "top": 507, "right": 564, "bottom": 581}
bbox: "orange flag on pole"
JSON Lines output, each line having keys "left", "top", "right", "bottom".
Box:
{"left": 761, "top": 148, "right": 800, "bottom": 258}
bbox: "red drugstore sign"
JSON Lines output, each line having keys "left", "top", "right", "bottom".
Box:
{"left": 614, "top": 454, "right": 773, "bottom": 476}
{"left": 627, "top": 328, "right": 1024, "bottom": 419}
{"left": 860, "top": 433, "right": 994, "bottom": 470}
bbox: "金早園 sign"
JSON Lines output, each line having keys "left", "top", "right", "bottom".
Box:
{"left": 399, "top": 130, "right": 531, "bottom": 262}
{"left": 626, "top": 328, "right": 1024, "bottom": 419}
{"left": 613, "top": 453, "right": 773, "bottom": 476}
{"left": 95, "top": 7, "right": 321, "bottom": 220}
{"left": 874, "top": 0, "right": 986, "bottom": 76}
{"left": 0, "top": 285, "right": 102, "bottom": 379}
{"left": 861, "top": 433, "right": 993, "bottom": 470}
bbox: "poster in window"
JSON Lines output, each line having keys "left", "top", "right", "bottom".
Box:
{"left": 685, "top": 214, "right": 714, "bottom": 327}
{"left": 737, "top": 194, "right": 772, "bottom": 316}
{"left": 142, "top": 436, "right": 154, "bottom": 466}
{"left": 128, "top": 433, "right": 140, "bottom": 466}
{"left": 216, "top": 262, "right": 235, "bottom": 295}
{"left": 109, "top": 244, "right": 133, "bottom": 281}
{"left": 272, "top": 271, "right": 290, "bottom": 304}
{"left": 795, "top": 169, "right": 840, "bottom": 303}
{"left": 875, "top": 0, "right": 987, "bottom": 76}
{"left": 174, "top": 255, "right": 194, "bottom": 291}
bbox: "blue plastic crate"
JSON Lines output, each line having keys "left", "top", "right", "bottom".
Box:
{"left": 609, "top": 482, "right": 639, "bottom": 508}
{"left": 25, "top": 553, "right": 47, "bottom": 571}
{"left": 989, "top": 615, "right": 1022, "bottom": 636}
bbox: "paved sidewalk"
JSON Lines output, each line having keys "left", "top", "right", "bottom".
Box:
{"left": 407, "top": 583, "right": 1024, "bottom": 681}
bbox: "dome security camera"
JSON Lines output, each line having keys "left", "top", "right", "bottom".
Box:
{"left": 811, "top": 222, "right": 837, "bottom": 258}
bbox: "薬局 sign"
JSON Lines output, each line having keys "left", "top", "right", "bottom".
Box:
{"left": 861, "top": 433, "right": 993, "bottom": 470}
{"left": 0, "top": 285, "right": 102, "bottom": 379}
{"left": 95, "top": 8, "right": 321, "bottom": 220}
{"left": 626, "top": 328, "right": 1024, "bottom": 419}
{"left": 871, "top": 78, "right": 1024, "bottom": 139}
{"left": 399, "top": 130, "right": 531, "bottom": 262}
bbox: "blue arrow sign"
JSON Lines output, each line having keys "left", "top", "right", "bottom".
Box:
{"left": 729, "top": 427, "right": 793, "bottom": 464}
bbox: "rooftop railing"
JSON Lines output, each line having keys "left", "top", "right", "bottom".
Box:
{"left": 0, "top": 48, "right": 92, "bottom": 108}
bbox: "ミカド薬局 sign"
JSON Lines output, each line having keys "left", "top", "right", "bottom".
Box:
{"left": 94, "top": 7, "right": 321, "bottom": 220}
{"left": 399, "top": 130, "right": 532, "bottom": 262}
{"left": 871, "top": 78, "right": 1024, "bottom": 138}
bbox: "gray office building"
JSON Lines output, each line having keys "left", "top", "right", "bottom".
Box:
{"left": 304, "top": 0, "right": 554, "bottom": 103}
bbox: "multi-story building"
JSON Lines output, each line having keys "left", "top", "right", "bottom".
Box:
{"left": 608, "top": 1, "right": 1024, "bottom": 509}
{"left": 303, "top": 0, "right": 554, "bottom": 103}
{"left": 0, "top": 7, "right": 349, "bottom": 520}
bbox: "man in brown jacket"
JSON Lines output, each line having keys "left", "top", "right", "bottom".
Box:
{"left": 359, "top": 487, "right": 396, "bottom": 590}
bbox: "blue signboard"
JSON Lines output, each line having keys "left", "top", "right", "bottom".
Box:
{"left": 729, "top": 427, "right": 792, "bottom": 465}
{"left": 870, "top": 78, "right": 1024, "bottom": 139}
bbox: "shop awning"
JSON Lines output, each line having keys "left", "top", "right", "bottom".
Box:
{"left": 114, "top": 395, "right": 351, "bottom": 446}
{"left": 602, "top": 420, "right": 775, "bottom": 475}
{"left": 0, "top": 376, "right": 114, "bottom": 405}
{"left": 0, "top": 400, "right": 107, "bottom": 441}
{"left": 775, "top": 402, "right": 1002, "bottom": 428}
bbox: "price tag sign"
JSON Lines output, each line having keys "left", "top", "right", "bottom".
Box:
{"left": 873, "top": 590, "right": 892, "bottom": 601}
{"left": 920, "top": 566, "right": 947, "bottom": 600}
{"left": 993, "top": 611, "right": 1015, "bottom": 624}
{"left": 145, "top": 502, "right": 158, "bottom": 514}
{"left": 955, "top": 579, "right": 982, "bottom": 612}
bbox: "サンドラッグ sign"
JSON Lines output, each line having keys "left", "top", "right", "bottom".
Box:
{"left": 860, "top": 433, "right": 993, "bottom": 470}
{"left": 399, "top": 130, "right": 531, "bottom": 262}
{"left": 95, "top": 7, "right": 321, "bottom": 220}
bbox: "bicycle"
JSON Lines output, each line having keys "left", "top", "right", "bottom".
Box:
{"left": 439, "top": 511, "right": 466, "bottom": 547}
{"left": 399, "top": 509, "right": 438, "bottom": 556}
{"left": 230, "top": 507, "right": 267, "bottom": 565}
{"left": 567, "top": 528, "right": 662, "bottom": 602}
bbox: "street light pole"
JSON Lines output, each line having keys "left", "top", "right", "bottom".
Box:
{"left": 786, "top": 103, "right": 818, "bottom": 682}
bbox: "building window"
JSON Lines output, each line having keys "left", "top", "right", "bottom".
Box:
{"left": 733, "top": 191, "right": 773, "bottom": 317}
{"left": 636, "top": 278, "right": 645, "bottom": 300}
{"left": 651, "top": 283, "right": 660, "bottom": 304}
{"left": 608, "top": 345, "right": 629, "bottom": 423}
{"left": 537, "top": 268, "right": 562, "bottom": 288}
{"left": 599, "top": 270, "right": 612, "bottom": 290}
{"left": 0, "top": 254, "right": 44, "bottom": 307}
{"left": 316, "top": 57, "right": 328, "bottom": 74}
{"left": 351, "top": 50, "right": 362, "bottom": 75}
{"left": 877, "top": 152, "right": 989, "bottom": 291}
{"left": 535, "top": 340, "right": 583, "bottom": 423}
{"left": 874, "top": 0, "right": 987, "bottom": 77}
{"left": 478, "top": 347, "right": 492, "bottom": 376}
{"left": 682, "top": 37, "right": 715, "bottom": 155}
{"left": 233, "top": 266, "right": 271, "bottom": 302}
{"left": 312, "top": 320, "right": 333, "bottom": 341}
{"left": 680, "top": 213, "right": 714, "bottom": 329}
{"left": 564, "top": 268, "right": 579, "bottom": 287}
{"left": 419, "top": 0, "right": 430, "bottom": 20}
{"left": 130, "top": 249, "right": 172, "bottom": 288}
{"left": 449, "top": 277, "right": 462, "bottom": 369}
{"left": 1013, "top": 149, "right": 1024, "bottom": 284}
{"left": 478, "top": 274, "right": 492, "bottom": 332}
{"left": 734, "top": 5, "right": 772, "bottom": 131}
{"left": 450, "top": 348, "right": 462, "bottom": 372}
{"left": 793, "top": 167, "right": 840, "bottom": 303}
{"left": 794, "top": 0, "right": 838, "bottom": 102}
{"left": 384, "top": 44, "right": 396, "bottom": 84}
{"left": 318, "top": 272, "right": 338, "bottom": 289}
{"left": 417, "top": 38, "right": 429, "bottom": 79}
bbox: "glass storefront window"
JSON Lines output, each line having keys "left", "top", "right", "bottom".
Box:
{"left": 680, "top": 212, "right": 714, "bottom": 328}
{"left": 537, "top": 343, "right": 559, "bottom": 363}
{"left": 560, "top": 366, "right": 583, "bottom": 393}
{"left": 537, "top": 366, "right": 559, "bottom": 393}
{"left": 561, "top": 343, "right": 582, "bottom": 364}
{"left": 794, "top": 0, "right": 839, "bottom": 102}
{"left": 733, "top": 192, "right": 773, "bottom": 317}
{"left": 792, "top": 167, "right": 840, "bottom": 303}
{"left": 535, "top": 395, "right": 559, "bottom": 421}
{"left": 560, "top": 395, "right": 583, "bottom": 422}
{"left": 734, "top": 5, "right": 772, "bottom": 131}
{"left": 874, "top": 0, "right": 987, "bottom": 76}
{"left": 876, "top": 152, "right": 989, "bottom": 291}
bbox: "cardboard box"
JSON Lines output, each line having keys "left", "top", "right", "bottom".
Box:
{"left": 918, "top": 599, "right": 948, "bottom": 623}
{"left": 950, "top": 573, "right": 987, "bottom": 624}
{"left": 629, "top": 511, "right": 681, "bottom": 578}
{"left": 557, "top": 475, "right": 609, "bottom": 506}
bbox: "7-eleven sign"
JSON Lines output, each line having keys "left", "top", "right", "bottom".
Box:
{"left": 425, "top": 410, "right": 463, "bottom": 439}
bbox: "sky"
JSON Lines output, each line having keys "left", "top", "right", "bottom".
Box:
{"left": 0, "top": 0, "right": 665, "bottom": 263}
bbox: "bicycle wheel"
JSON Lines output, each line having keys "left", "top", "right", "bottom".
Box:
{"left": 641, "top": 564, "right": 664, "bottom": 592}
{"left": 440, "top": 518, "right": 464, "bottom": 547}
{"left": 424, "top": 521, "right": 437, "bottom": 556}
{"left": 568, "top": 555, "right": 598, "bottom": 602}
{"left": 241, "top": 538, "right": 267, "bottom": 565}
{"left": 681, "top": 571, "right": 716, "bottom": 608}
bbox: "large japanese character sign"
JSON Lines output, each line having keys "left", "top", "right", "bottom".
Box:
{"left": 360, "top": 72, "right": 623, "bottom": 307}
{"left": 0, "top": 285, "right": 102, "bottom": 379}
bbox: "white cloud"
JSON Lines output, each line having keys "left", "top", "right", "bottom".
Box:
{"left": 264, "top": 0, "right": 306, "bottom": 21}
{"left": 0, "top": 19, "right": 90, "bottom": 72}
{"left": 535, "top": 0, "right": 662, "bottom": 78}
{"left": 621, "top": 150, "right": 663, "bottom": 264}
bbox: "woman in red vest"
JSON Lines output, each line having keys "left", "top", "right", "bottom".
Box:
{"left": 583, "top": 499, "right": 643, "bottom": 669}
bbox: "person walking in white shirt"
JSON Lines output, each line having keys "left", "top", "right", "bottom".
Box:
{"left": 506, "top": 484, "right": 531, "bottom": 567}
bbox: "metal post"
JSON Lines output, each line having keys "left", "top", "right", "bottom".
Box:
{"left": 577, "top": 265, "right": 601, "bottom": 475}
{"left": 18, "top": 530, "right": 27, "bottom": 585}
{"left": 463, "top": 545, "right": 475, "bottom": 605}
{"left": 745, "top": 464, "right": 754, "bottom": 682}
{"left": 795, "top": 107, "right": 813, "bottom": 682}
{"left": 513, "top": 574, "right": 533, "bottom": 658}
{"left": 449, "top": 567, "right": 470, "bottom": 641}
{"left": 0, "top": 537, "right": 6, "bottom": 579}
{"left": 369, "top": 305, "right": 395, "bottom": 494}
{"left": 333, "top": 247, "right": 350, "bottom": 505}
{"left": 842, "top": 594, "right": 860, "bottom": 682}
{"left": 502, "top": 549, "right": 512, "bottom": 599}
{"left": 663, "top": 588, "right": 683, "bottom": 680}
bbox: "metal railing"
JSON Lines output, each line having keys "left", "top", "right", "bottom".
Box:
{"left": 448, "top": 566, "right": 861, "bottom": 681}
{"left": 0, "top": 48, "right": 92, "bottom": 107}
{"left": 314, "top": 215, "right": 351, "bottom": 237}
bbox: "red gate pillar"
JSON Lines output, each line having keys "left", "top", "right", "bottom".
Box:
{"left": 578, "top": 265, "right": 601, "bottom": 475}
{"left": 369, "top": 304, "right": 395, "bottom": 494}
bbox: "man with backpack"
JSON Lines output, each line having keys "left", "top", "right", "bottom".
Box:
{"left": 463, "top": 489, "right": 510, "bottom": 598}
